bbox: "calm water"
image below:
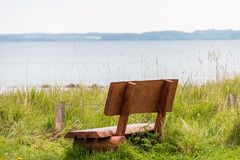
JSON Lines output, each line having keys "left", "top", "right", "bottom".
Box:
{"left": 0, "top": 40, "right": 240, "bottom": 88}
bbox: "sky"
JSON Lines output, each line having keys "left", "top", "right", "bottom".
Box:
{"left": 1, "top": 0, "right": 240, "bottom": 34}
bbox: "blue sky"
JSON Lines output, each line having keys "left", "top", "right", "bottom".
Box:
{"left": 1, "top": 0, "right": 240, "bottom": 33}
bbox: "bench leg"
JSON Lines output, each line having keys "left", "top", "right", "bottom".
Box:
{"left": 73, "top": 136, "right": 126, "bottom": 151}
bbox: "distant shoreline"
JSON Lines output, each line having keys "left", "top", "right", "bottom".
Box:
{"left": 1, "top": 29, "right": 240, "bottom": 41}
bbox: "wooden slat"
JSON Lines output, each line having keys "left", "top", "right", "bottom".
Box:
{"left": 104, "top": 82, "right": 127, "bottom": 115}
{"left": 104, "top": 79, "right": 178, "bottom": 116}
{"left": 165, "top": 80, "right": 178, "bottom": 112}
{"left": 64, "top": 123, "right": 154, "bottom": 139}
{"left": 104, "top": 80, "right": 163, "bottom": 115}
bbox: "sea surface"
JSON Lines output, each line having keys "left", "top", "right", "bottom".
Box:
{"left": 0, "top": 40, "right": 240, "bottom": 88}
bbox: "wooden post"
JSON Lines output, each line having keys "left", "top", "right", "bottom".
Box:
{"left": 55, "top": 101, "right": 65, "bottom": 132}
{"left": 228, "top": 93, "right": 237, "bottom": 108}
{"left": 115, "top": 82, "right": 136, "bottom": 136}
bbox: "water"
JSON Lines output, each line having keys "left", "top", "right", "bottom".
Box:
{"left": 0, "top": 40, "right": 240, "bottom": 88}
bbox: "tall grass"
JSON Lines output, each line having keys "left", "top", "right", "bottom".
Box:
{"left": 1, "top": 77, "right": 240, "bottom": 159}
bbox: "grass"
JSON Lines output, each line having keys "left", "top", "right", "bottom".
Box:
{"left": 1, "top": 77, "right": 240, "bottom": 159}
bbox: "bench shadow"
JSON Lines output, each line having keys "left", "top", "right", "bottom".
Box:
{"left": 63, "top": 131, "right": 158, "bottom": 159}
{"left": 64, "top": 140, "right": 93, "bottom": 160}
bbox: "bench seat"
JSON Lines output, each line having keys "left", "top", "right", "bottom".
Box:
{"left": 65, "top": 123, "right": 154, "bottom": 139}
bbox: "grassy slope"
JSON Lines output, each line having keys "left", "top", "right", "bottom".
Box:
{"left": 1, "top": 78, "right": 240, "bottom": 159}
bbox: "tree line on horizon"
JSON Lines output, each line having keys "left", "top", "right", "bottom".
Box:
{"left": 1, "top": 29, "right": 240, "bottom": 41}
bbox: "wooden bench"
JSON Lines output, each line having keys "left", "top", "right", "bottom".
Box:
{"left": 65, "top": 79, "right": 178, "bottom": 150}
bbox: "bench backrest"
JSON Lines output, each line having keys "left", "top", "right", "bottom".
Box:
{"left": 104, "top": 79, "right": 178, "bottom": 116}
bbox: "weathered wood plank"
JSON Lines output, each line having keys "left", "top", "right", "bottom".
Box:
{"left": 165, "top": 80, "right": 178, "bottom": 112}
{"left": 104, "top": 79, "right": 178, "bottom": 116}
{"left": 65, "top": 123, "right": 154, "bottom": 138}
